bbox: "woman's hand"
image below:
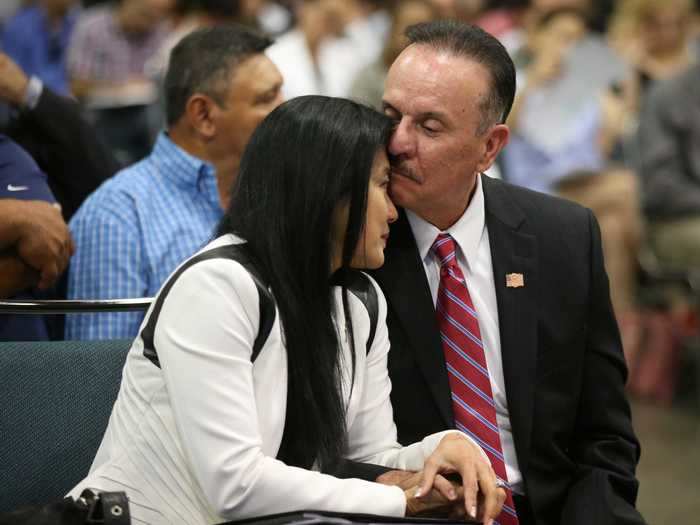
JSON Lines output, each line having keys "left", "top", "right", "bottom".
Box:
{"left": 416, "top": 433, "right": 505, "bottom": 524}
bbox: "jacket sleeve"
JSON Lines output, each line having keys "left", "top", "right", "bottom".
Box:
{"left": 562, "top": 209, "right": 644, "bottom": 525}
{"left": 10, "top": 87, "right": 119, "bottom": 219}
{"left": 154, "top": 260, "right": 407, "bottom": 520}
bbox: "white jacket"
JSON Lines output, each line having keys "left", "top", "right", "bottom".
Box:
{"left": 70, "top": 235, "right": 465, "bottom": 524}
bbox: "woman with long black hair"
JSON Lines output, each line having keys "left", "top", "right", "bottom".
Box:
{"left": 69, "top": 96, "right": 499, "bottom": 524}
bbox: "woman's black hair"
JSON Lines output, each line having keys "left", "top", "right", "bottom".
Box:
{"left": 217, "top": 96, "right": 393, "bottom": 471}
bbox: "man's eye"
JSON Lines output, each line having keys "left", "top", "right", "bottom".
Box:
{"left": 256, "top": 91, "right": 278, "bottom": 104}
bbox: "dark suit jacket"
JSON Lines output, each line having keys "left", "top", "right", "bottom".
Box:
{"left": 371, "top": 175, "right": 644, "bottom": 525}
{"left": 7, "top": 87, "right": 119, "bottom": 220}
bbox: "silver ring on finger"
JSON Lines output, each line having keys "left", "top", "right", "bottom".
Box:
{"left": 495, "top": 478, "right": 509, "bottom": 490}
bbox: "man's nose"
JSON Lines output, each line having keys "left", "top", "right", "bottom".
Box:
{"left": 388, "top": 118, "right": 414, "bottom": 157}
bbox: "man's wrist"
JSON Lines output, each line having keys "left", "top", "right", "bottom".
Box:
{"left": 376, "top": 469, "right": 416, "bottom": 487}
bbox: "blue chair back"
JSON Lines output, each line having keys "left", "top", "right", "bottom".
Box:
{"left": 0, "top": 339, "right": 131, "bottom": 512}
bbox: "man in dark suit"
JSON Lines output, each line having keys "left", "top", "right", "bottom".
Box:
{"left": 0, "top": 51, "right": 119, "bottom": 220}
{"left": 373, "top": 21, "right": 644, "bottom": 525}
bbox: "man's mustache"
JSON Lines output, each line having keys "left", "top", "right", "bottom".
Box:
{"left": 390, "top": 161, "right": 420, "bottom": 183}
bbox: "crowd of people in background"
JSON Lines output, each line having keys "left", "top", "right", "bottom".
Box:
{"left": 2, "top": 0, "right": 700, "bottom": 406}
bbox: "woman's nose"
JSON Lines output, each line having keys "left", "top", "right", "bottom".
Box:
{"left": 386, "top": 195, "right": 398, "bottom": 223}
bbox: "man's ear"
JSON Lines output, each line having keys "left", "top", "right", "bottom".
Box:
{"left": 184, "top": 93, "right": 218, "bottom": 139}
{"left": 476, "top": 123, "right": 510, "bottom": 173}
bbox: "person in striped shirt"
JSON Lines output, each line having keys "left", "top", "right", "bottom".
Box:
{"left": 65, "top": 25, "right": 283, "bottom": 340}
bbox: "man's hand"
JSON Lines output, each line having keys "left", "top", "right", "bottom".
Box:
{"left": 379, "top": 469, "right": 459, "bottom": 502}
{"left": 404, "top": 481, "right": 463, "bottom": 519}
{"left": 417, "top": 433, "right": 505, "bottom": 524}
{"left": 378, "top": 469, "right": 467, "bottom": 518}
{"left": 378, "top": 470, "right": 470, "bottom": 520}
{"left": 0, "top": 52, "right": 29, "bottom": 107}
{"left": 376, "top": 469, "right": 417, "bottom": 489}
{"left": 4, "top": 200, "right": 74, "bottom": 289}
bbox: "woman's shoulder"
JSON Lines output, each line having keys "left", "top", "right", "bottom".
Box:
{"left": 333, "top": 270, "right": 384, "bottom": 306}
{"left": 158, "top": 234, "right": 262, "bottom": 311}
{"left": 333, "top": 270, "right": 388, "bottom": 348}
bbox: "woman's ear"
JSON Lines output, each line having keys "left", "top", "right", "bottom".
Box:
{"left": 184, "top": 93, "right": 218, "bottom": 139}
{"left": 476, "top": 123, "right": 510, "bottom": 173}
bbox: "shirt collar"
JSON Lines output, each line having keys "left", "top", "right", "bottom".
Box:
{"left": 406, "top": 173, "right": 486, "bottom": 271}
{"left": 152, "top": 132, "right": 216, "bottom": 190}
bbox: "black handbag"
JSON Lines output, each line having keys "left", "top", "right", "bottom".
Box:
{"left": 0, "top": 489, "right": 130, "bottom": 525}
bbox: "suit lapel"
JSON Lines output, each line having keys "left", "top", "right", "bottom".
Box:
{"left": 374, "top": 211, "right": 454, "bottom": 427}
{"left": 482, "top": 175, "right": 538, "bottom": 473}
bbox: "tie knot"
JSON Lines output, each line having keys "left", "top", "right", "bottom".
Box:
{"left": 432, "top": 233, "right": 457, "bottom": 267}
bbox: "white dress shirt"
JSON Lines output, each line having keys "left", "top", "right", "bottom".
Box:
{"left": 406, "top": 174, "right": 524, "bottom": 494}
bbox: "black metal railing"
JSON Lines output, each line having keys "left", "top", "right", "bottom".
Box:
{"left": 0, "top": 298, "right": 153, "bottom": 314}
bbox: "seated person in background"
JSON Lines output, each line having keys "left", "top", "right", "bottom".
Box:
{"left": 608, "top": 0, "right": 696, "bottom": 114}
{"left": 0, "top": 51, "right": 119, "bottom": 220}
{"left": 1, "top": 0, "right": 79, "bottom": 96}
{"left": 65, "top": 25, "right": 283, "bottom": 340}
{"left": 66, "top": 0, "right": 175, "bottom": 164}
{"left": 502, "top": 6, "right": 643, "bottom": 354}
{"left": 637, "top": 60, "right": 700, "bottom": 272}
{"left": 503, "top": 6, "right": 624, "bottom": 194}
{"left": 69, "top": 95, "right": 506, "bottom": 525}
{"left": 144, "top": 0, "right": 245, "bottom": 80}
{"left": 0, "top": 134, "right": 74, "bottom": 340}
{"left": 266, "top": 0, "right": 388, "bottom": 100}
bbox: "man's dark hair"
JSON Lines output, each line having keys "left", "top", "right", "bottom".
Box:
{"left": 405, "top": 20, "right": 516, "bottom": 133}
{"left": 218, "top": 96, "right": 392, "bottom": 471}
{"left": 164, "top": 25, "right": 273, "bottom": 126}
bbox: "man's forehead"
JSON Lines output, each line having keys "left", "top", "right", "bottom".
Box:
{"left": 229, "top": 54, "right": 282, "bottom": 89}
{"left": 384, "top": 46, "right": 487, "bottom": 114}
{"left": 391, "top": 44, "right": 479, "bottom": 76}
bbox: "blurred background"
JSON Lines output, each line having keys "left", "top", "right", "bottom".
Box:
{"left": 1, "top": 1, "right": 699, "bottom": 522}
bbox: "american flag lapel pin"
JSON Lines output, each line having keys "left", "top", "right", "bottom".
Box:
{"left": 506, "top": 273, "right": 524, "bottom": 288}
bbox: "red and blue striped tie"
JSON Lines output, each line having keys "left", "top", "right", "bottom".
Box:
{"left": 432, "top": 233, "right": 519, "bottom": 525}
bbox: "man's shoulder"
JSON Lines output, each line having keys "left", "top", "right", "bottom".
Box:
{"left": 0, "top": 135, "right": 36, "bottom": 167}
{"left": 484, "top": 176, "right": 590, "bottom": 225}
